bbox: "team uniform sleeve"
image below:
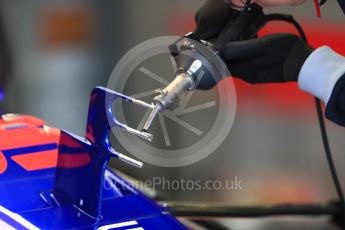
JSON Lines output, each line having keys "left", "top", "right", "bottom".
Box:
{"left": 298, "top": 46, "right": 345, "bottom": 126}
{"left": 325, "top": 73, "right": 345, "bottom": 126}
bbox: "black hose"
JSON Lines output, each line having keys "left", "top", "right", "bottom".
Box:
{"left": 192, "top": 220, "right": 231, "bottom": 230}
{"left": 263, "top": 13, "right": 345, "bottom": 228}
{"left": 163, "top": 201, "right": 340, "bottom": 218}
{"left": 315, "top": 98, "right": 345, "bottom": 228}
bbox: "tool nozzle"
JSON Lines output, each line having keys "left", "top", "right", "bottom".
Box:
{"left": 142, "top": 104, "right": 162, "bottom": 132}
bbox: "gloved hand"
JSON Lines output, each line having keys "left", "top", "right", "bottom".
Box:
{"left": 193, "top": 0, "right": 266, "bottom": 89}
{"left": 221, "top": 33, "right": 314, "bottom": 83}
{"left": 194, "top": 0, "right": 265, "bottom": 50}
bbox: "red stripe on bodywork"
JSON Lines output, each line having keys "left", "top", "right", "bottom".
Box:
{"left": 0, "top": 115, "right": 46, "bottom": 126}
{"left": 0, "top": 125, "right": 60, "bottom": 150}
{"left": 11, "top": 150, "right": 58, "bottom": 171}
{"left": 0, "top": 151, "right": 7, "bottom": 174}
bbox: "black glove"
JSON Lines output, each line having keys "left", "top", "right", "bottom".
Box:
{"left": 221, "top": 33, "right": 314, "bottom": 83}
{"left": 193, "top": 0, "right": 266, "bottom": 89}
{"left": 194, "top": 0, "right": 235, "bottom": 43}
{"left": 194, "top": 1, "right": 265, "bottom": 48}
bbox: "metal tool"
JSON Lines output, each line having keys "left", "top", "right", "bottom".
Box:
{"left": 142, "top": 33, "right": 228, "bottom": 132}
{"left": 142, "top": 60, "right": 200, "bottom": 131}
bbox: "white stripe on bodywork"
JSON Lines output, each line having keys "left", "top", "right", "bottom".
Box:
{"left": 97, "top": 220, "right": 140, "bottom": 230}
{"left": 0, "top": 219, "right": 17, "bottom": 230}
{"left": 0, "top": 206, "right": 40, "bottom": 230}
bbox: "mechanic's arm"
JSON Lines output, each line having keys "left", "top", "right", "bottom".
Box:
{"left": 220, "top": 34, "right": 345, "bottom": 127}
{"left": 229, "top": 0, "right": 345, "bottom": 126}
{"left": 195, "top": 0, "right": 345, "bottom": 127}
{"left": 252, "top": 0, "right": 345, "bottom": 125}
{"left": 299, "top": 47, "right": 345, "bottom": 126}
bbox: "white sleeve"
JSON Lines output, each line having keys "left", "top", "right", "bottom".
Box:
{"left": 298, "top": 46, "right": 345, "bottom": 104}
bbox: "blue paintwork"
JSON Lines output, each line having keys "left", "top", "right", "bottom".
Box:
{"left": 0, "top": 87, "right": 186, "bottom": 229}
{"left": 2, "top": 143, "right": 57, "bottom": 155}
